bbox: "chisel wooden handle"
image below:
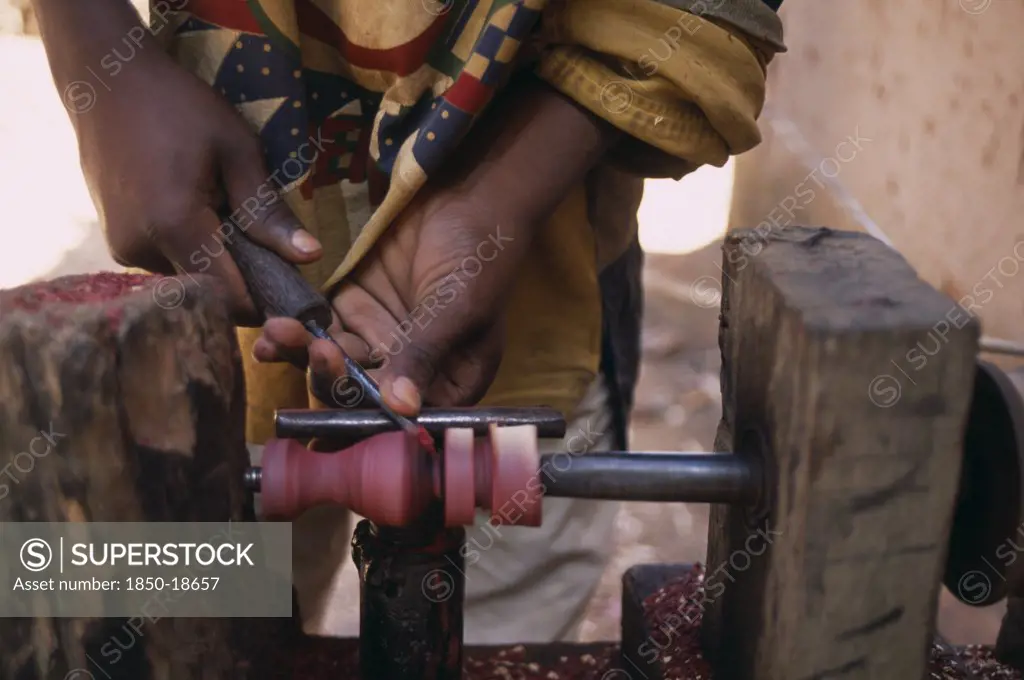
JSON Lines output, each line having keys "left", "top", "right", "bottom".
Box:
{"left": 224, "top": 231, "right": 333, "bottom": 329}
{"left": 223, "top": 230, "right": 419, "bottom": 434}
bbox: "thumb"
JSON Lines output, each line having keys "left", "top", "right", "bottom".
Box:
{"left": 371, "top": 306, "right": 503, "bottom": 415}
{"left": 371, "top": 307, "right": 480, "bottom": 415}
{"left": 373, "top": 332, "right": 448, "bottom": 417}
{"left": 217, "top": 133, "right": 323, "bottom": 263}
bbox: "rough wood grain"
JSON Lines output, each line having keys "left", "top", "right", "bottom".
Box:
{"left": 703, "top": 227, "right": 980, "bottom": 680}
{"left": 0, "top": 272, "right": 297, "bottom": 680}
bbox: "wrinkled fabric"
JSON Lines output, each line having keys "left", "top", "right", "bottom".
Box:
{"left": 656, "top": 0, "right": 785, "bottom": 51}
{"left": 156, "top": 0, "right": 781, "bottom": 442}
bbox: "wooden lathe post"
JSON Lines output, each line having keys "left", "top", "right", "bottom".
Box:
{"left": 704, "top": 227, "right": 980, "bottom": 679}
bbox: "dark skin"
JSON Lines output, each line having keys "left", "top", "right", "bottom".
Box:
{"left": 34, "top": 0, "right": 322, "bottom": 324}
{"left": 34, "top": 0, "right": 619, "bottom": 414}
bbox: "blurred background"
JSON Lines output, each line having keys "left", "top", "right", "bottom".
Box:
{"left": 2, "top": 0, "right": 1022, "bottom": 644}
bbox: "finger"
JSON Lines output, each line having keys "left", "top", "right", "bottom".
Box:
{"left": 252, "top": 333, "right": 355, "bottom": 367}
{"left": 217, "top": 132, "right": 322, "bottom": 264}
{"left": 259, "top": 317, "right": 315, "bottom": 369}
{"left": 308, "top": 337, "right": 345, "bottom": 379}
{"left": 251, "top": 336, "right": 283, "bottom": 363}
{"left": 263, "top": 317, "right": 311, "bottom": 347}
{"left": 331, "top": 330, "right": 374, "bottom": 366}
{"left": 308, "top": 336, "right": 370, "bottom": 409}
{"left": 157, "top": 205, "right": 258, "bottom": 322}
{"left": 373, "top": 312, "right": 480, "bottom": 416}
{"left": 331, "top": 282, "right": 401, "bottom": 364}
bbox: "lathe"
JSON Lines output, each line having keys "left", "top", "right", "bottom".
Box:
{"left": 3, "top": 225, "right": 1024, "bottom": 679}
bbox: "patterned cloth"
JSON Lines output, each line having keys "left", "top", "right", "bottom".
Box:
{"left": 153, "top": 0, "right": 783, "bottom": 443}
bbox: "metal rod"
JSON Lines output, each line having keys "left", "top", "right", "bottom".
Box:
{"left": 244, "top": 451, "right": 762, "bottom": 504}
{"left": 243, "top": 467, "right": 261, "bottom": 491}
{"left": 980, "top": 336, "right": 1024, "bottom": 358}
{"left": 275, "top": 407, "right": 567, "bottom": 441}
{"left": 539, "top": 452, "right": 761, "bottom": 505}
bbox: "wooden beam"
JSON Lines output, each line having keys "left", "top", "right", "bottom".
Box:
{"left": 703, "top": 226, "right": 979, "bottom": 679}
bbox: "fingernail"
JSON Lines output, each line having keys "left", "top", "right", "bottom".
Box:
{"left": 391, "top": 377, "right": 421, "bottom": 411}
{"left": 291, "top": 230, "right": 321, "bottom": 254}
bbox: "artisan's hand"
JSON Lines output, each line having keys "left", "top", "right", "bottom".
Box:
{"left": 37, "top": 0, "right": 322, "bottom": 324}
{"left": 257, "top": 187, "right": 520, "bottom": 412}
{"left": 253, "top": 77, "right": 618, "bottom": 413}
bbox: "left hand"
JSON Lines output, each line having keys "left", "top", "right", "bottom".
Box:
{"left": 253, "top": 77, "right": 618, "bottom": 415}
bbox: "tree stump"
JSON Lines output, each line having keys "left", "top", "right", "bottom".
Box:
{"left": 0, "top": 272, "right": 296, "bottom": 680}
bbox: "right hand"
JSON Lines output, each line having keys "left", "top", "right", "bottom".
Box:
{"left": 74, "top": 49, "right": 322, "bottom": 324}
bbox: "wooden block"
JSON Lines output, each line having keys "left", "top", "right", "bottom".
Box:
{"left": 620, "top": 563, "right": 696, "bottom": 680}
{"left": 0, "top": 273, "right": 297, "bottom": 680}
{"left": 703, "top": 227, "right": 980, "bottom": 679}
{"left": 996, "top": 598, "right": 1024, "bottom": 670}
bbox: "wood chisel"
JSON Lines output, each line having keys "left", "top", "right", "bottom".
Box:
{"left": 223, "top": 229, "right": 420, "bottom": 437}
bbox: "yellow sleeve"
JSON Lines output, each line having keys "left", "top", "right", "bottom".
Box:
{"left": 534, "top": 0, "right": 783, "bottom": 178}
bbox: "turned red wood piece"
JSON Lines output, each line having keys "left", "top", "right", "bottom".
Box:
{"left": 260, "top": 425, "right": 542, "bottom": 528}
{"left": 261, "top": 431, "right": 433, "bottom": 526}
{"left": 444, "top": 429, "right": 477, "bottom": 526}
{"left": 488, "top": 424, "right": 543, "bottom": 527}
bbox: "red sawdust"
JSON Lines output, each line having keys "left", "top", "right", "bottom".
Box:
{"left": 639, "top": 563, "right": 713, "bottom": 679}
{"left": 953, "top": 645, "right": 1021, "bottom": 680}
{"left": 417, "top": 425, "right": 438, "bottom": 456}
{"left": 1, "top": 272, "right": 159, "bottom": 331}
{"left": 291, "top": 636, "right": 621, "bottom": 679}
{"left": 462, "top": 644, "right": 618, "bottom": 679}
{"left": 282, "top": 593, "right": 1022, "bottom": 680}
{"left": 638, "top": 564, "right": 1021, "bottom": 680}
{"left": 2, "top": 272, "right": 156, "bottom": 312}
